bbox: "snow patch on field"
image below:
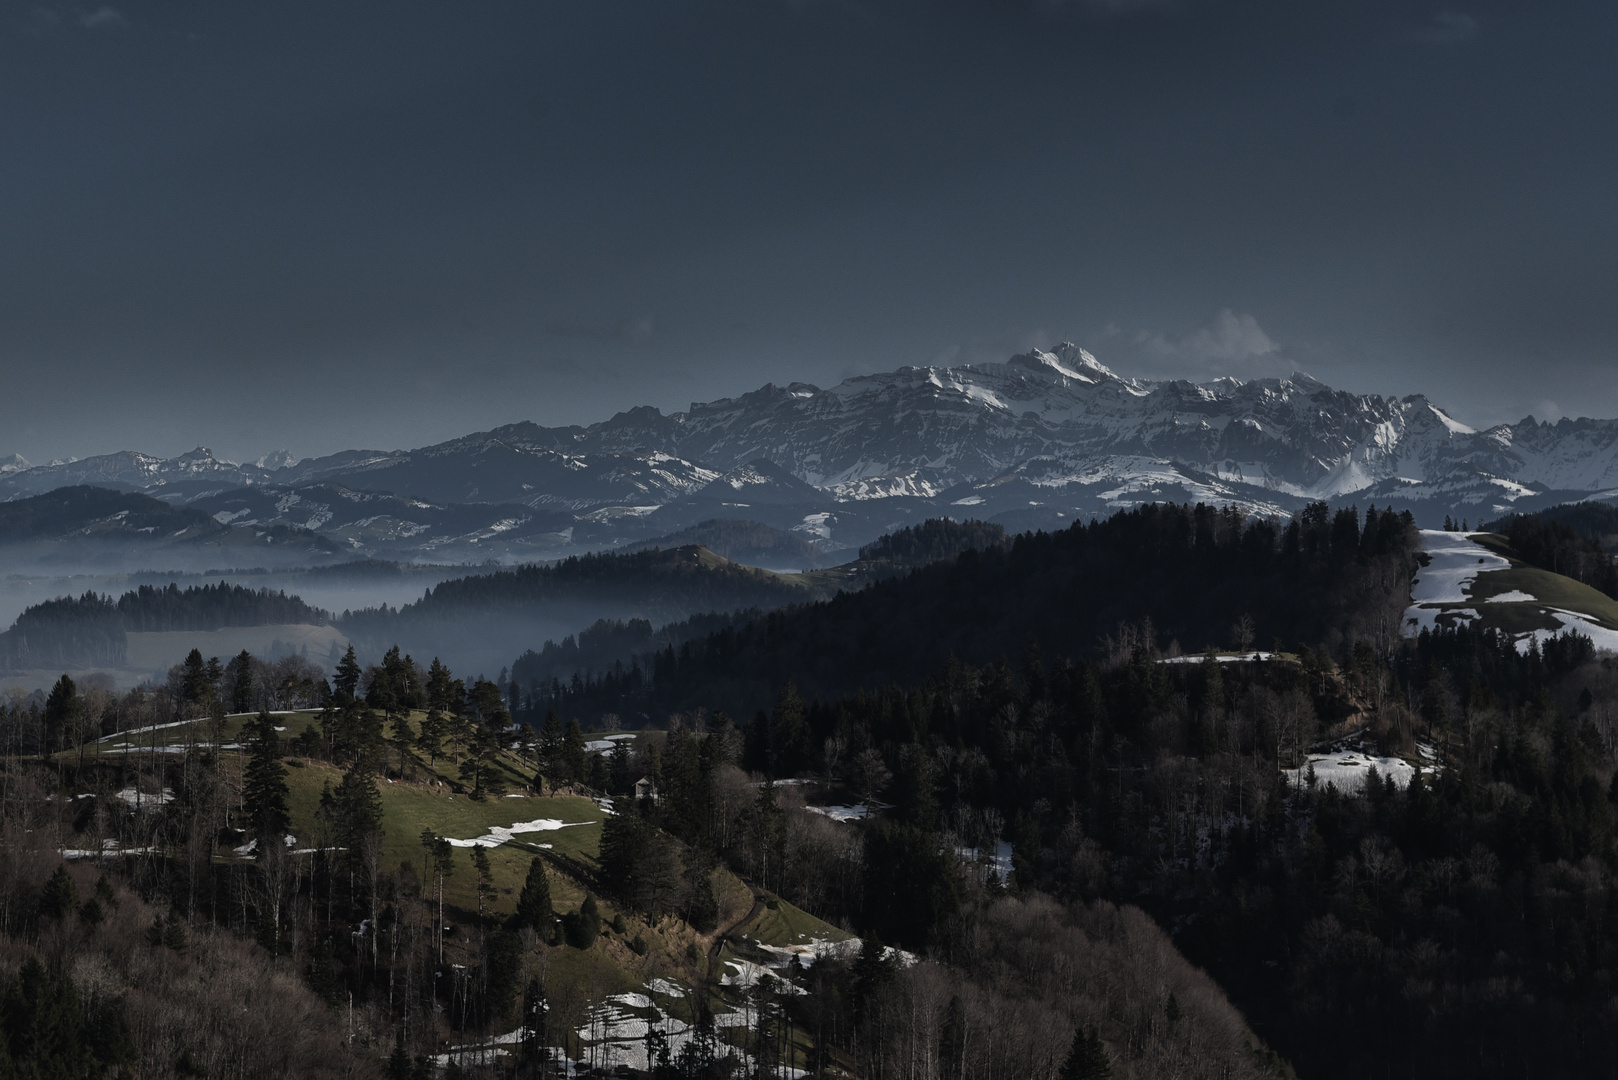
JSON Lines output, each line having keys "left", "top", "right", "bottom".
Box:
{"left": 1403, "top": 606, "right": 1479, "bottom": 634}
{"left": 1159, "top": 651, "right": 1277, "bottom": 665}
{"left": 750, "top": 938, "right": 859, "bottom": 969}
{"left": 62, "top": 840, "right": 158, "bottom": 859}
{"left": 1408, "top": 530, "right": 1510, "bottom": 604}
{"left": 1285, "top": 737, "right": 1441, "bottom": 794}
{"left": 1488, "top": 590, "right": 1537, "bottom": 603}
{"left": 444, "top": 818, "right": 592, "bottom": 848}
{"left": 956, "top": 840, "right": 1014, "bottom": 881}
{"left": 436, "top": 978, "right": 794, "bottom": 1076}
{"left": 114, "top": 786, "right": 173, "bottom": 809}
{"left": 805, "top": 802, "right": 874, "bottom": 822}
{"left": 1402, "top": 530, "right": 1512, "bottom": 635}
{"left": 1514, "top": 608, "right": 1618, "bottom": 655}
{"left": 96, "top": 719, "right": 194, "bottom": 743}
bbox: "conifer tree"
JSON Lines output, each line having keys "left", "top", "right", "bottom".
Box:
{"left": 334, "top": 645, "right": 362, "bottom": 702}
{"left": 538, "top": 708, "right": 565, "bottom": 786}
{"left": 242, "top": 709, "right": 291, "bottom": 838}
{"left": 38, "top": 865, "right": 77, "bottom": 921}
{"left": 43, "top": 674, "right": 80, "bottom": 755}
{"left": 519, "top": 977, "right": 548, "bottom": 1068}
{"left": 472, "top": 845, "right": 493, "bottom": 921}
{"left": 333, "top": 758, "right": 384, "bottom": 854}
{"left": 227, "top": 649, "right": 255, "bottom": 714}
{"left": 513, "top": 856, "right": 554, "bottom": 936}
{"left": 562, "top": 718, "right": 588, "bottom": 784}
{"left": 1059, "top": 1026, "right": 1111, "bottom": 1080}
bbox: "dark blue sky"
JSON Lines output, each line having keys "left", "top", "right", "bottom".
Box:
{"left": 4, "top": 1, "right": 1615, "bottom": 462}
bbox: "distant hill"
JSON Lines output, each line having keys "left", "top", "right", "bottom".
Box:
{"left": 1486, "top": 501, "right": 1618, "bottom": 554}
{"left": 622, "top": 518, "right": 834, "bottom": 570}
{"left": 0, "top": 485, "right": 338, "bottom": 570}
{"left": 508, "top": 518, "right": 1016, "bottom": 688}
{"left": 0, "top": 581, "right": 330, "bottom": 670}
{"left": 854, "top": 517, "right": 1007, "bottom": 573}
{"left": 338, "top": 544, "right": 825, "bottom": 676}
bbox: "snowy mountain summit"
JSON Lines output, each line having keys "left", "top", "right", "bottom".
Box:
{"left": 4, "top": 345, "right": 1618, "bottom": 556}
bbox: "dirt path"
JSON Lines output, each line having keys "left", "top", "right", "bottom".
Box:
{"left": 707, "top": 892, "right": 764, "bottom": 972}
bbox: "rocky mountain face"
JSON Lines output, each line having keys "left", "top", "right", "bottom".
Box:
{"left": 4, "top": 345, "right": 1615, "bottom": 562}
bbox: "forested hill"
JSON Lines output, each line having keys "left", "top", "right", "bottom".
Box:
{"left": 505, "top": 518, "right": 1016, "bottom": 689}
{"left": 527, "top": 502, "right": 1419, "bottom": 722}
{"left": 855, "top": 516, "right": 1008, "bottom": 569}
{"left": 1483, "top": 507, "right": 1618, "bottom": 597}
{"left": 0, "top": 582, "right": 329, "bottom": 669}
{"left": 338, "top": 544, "right": 822, "bottom": 675}
{"left": 1489, "top": 500, "right": 1618, "bottom": 553}
{"left": 622, "top": 518, "right": 834, "bottom": 569}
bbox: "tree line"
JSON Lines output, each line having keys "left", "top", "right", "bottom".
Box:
{"left": 0, "top": 582, "right": 330, "bottom": 670}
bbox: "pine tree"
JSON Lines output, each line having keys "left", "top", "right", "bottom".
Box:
{"left": 387, "top": 1042, "right": 412, "bottom": 1080}
{"left": 242, "top": 709, "right": 291, "bottom": 839}
{"left": 520, "top": 977, "right": 548, "bottom": 1068}
{"left": 472, "top": 845, "right": 493, "bottom": 920}
{"left": 538, "top": 708, "right": 565, "bottom": 786}
{"left": 513, "top": 856, "right": 554, "bottom": 935}
{"left": 38, "top": 865, "right": 77, "bottom": 921}
{"left": 562, "top": 718, "right": 588, "bottom": 785}
{"left": 426, "top": 657, "right": 456, "bottom": 713}
{"left": 1, "top": 957, "right": 92, "bottom": 1076}
{"left": 228, "top": 649, "right": 256, "bottom": 714}
{"left": 416, "top": 708, "right": 447, "bottom": 767}
{"left": 459, "top": 725, "right": 506, "bottom": 799}
{"left": 333, "top": 759, "right": 384, "bottom": 852}
{"left": 43, "top": 674, "right": 80, "bottom": 755}
{"left": 334, "top": 645, "right": 362, "bottom": 702}
{"left": 771, "top": 681, "right": 808, "bottom": 771}
{"left": 1059, "top": 1026, "right": 1112, "bottom": 1080}
{"left": 163, "top": 909, "right": 188, "bottom": 952}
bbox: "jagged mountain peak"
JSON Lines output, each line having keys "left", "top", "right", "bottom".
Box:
{"left": 1006, "top": 342, "right": 1120, "bottom": 384}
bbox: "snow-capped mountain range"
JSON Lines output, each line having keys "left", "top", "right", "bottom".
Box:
{"left": 5, "top": 344, "right": 1617, "bottom": 562}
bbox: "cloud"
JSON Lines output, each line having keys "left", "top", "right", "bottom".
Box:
{"left": 1122, "top": 309, "right": 1293, "bottom": 381}
{"left": 76, "top": 5, "right": 126, "bottom": 30}
{"left": 1412, "top": 11, "right": 1479, "bottom": 45}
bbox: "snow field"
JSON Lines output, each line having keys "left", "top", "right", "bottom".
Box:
{"left": 1513, "top": 608, "right": 1618, "bottom": 655}
{"left": 1284, "top": 737, "right": 1441, "bottom": 794}
{"left": 443, "top": 817, "right": 590, "bottom": 848}
{"left": 1407, "top": 530, "right": 1510, "bottom": 608}
{"left": 1158, "top": 651, "right": 1278, "bottom": 665}
{"left": 1401, "top": 530, "right": 1618, "bottom": 654}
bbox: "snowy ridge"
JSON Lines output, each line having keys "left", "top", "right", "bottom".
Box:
{"left": 12, "top": 346, "right": 1618, "bottom": 556}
